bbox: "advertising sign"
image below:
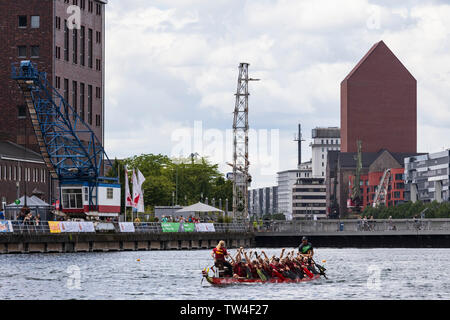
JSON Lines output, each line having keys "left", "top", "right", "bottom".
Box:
{"left": 161, "top": 222, "right": 180, "bottom": 233}
{"left": 48, "top": 221, "right": 61, "bottom": 234}
{"left": 119, "top": 222, "right": 136, "bottom": 233}
{"left": 0, "top": 221, "right": 13, "bottom": 233}
{"left": 195, "top": 223, "right": 216, "bottom": 232}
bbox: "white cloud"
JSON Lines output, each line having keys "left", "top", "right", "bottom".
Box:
{"left": 104, "top": 0, "right": 450, "bottom": 188}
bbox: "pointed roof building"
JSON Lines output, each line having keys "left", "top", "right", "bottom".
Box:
{"left": 341, "top": 41, "right": 417, "bottom": 153}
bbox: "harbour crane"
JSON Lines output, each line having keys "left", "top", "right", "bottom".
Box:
{"left": 11, "top": 61, "right": 120, "bottom": 218}
{"left": 372, "top": 169, "right": 392, "bottom": 208}
{"left": 231, "top": 63, "right": 259, "bottom": 221}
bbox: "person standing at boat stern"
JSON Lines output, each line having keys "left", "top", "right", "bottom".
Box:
{"left": 299, "top": 237, "right": 314, "bottom": 258}
{"left": 212, "top": 241, "right": 233, "bottom": 277}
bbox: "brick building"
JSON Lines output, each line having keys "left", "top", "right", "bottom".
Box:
{"left": 348, "top": 167, "right": 406, "bottom": 210}
{"left": 0, "top": 141, "right": 51, "bottom": 207}
{"left": 0, "top": 0, "right": 107, "bottom": 205}
{"left": 341, "top": 41, "right": 417, "bottom": 153}
{"left": 0, "top": 0, "right": 106, "bottom": 150}
{"left": 326, "top": 150, "right": 422, "bottom": 216}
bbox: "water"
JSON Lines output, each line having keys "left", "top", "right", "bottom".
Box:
{"left": 1, "top": 248, "right": 449, "bottom": 300}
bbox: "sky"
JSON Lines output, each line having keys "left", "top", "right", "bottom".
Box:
{"left": 104, "top": 0, "right": 450, "bottom": 188}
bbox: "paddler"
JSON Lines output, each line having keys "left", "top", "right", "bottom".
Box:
{"left": 211, "top": 240, "right": 233, "bottom": 277}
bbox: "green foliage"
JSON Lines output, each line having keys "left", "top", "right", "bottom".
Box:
{"left": 109, "top": 155, "right": 233, "bottom": 213}
{"left": 361, "top": 201, "right": 450, "bottom": 219}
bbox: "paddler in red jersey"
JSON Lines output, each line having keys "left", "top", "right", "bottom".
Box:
{"left": 211, "top": 240, "right": 233, "bottom": 277}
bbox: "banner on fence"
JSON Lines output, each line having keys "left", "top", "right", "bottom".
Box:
{"left": 78, "top": 222, "right": 95, "bottom": 233}
{"left": 48, "top": 221, "right": 61, "bottom": 233}
{"left": 95, "top": 223, "right": 116, "bottom": 232}
{"left": 59, "top": 221, "right": 95, "bottom": 233}
{"left": 161, "top": 222, "right": 180, "bottom": 233}
{"left": 0, "top": 221, "right": 13, "bottom": 233}
{"left": 119, "top": 222, "right": 135, "bottom": 233}
{"left": 195, "top": 223, "right": 215, "bottom": 232}
{"left": 182, "top": 223, "right": 195, "bottom": 232}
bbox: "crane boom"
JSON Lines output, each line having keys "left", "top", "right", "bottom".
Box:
{"left": 11, "top": 61, "right": 118, "bottom": 215}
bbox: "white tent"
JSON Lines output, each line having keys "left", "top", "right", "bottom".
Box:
{"left": 176, "top": 202, "right": 224, "bottom": 214}
{"left": 7, "top": 196, "right": 51, "bottom": 207}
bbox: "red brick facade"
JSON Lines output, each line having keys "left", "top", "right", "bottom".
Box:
{"left": 348, "top": 168, "right": 405, "bottom": 210}
{"left": 341, "top": 41, "right": 417, "bottom": 154}
{"left": 0, "top": 0, "right": 106, "bottom": 151}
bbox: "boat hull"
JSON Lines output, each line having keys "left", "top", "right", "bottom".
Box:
{"left": 204, "top": 274, "right": 321, "bottom": 285}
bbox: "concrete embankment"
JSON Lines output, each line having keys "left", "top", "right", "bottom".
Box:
{"left": 255, "top": 233, "right": 450, "bottom": 248}
{"left": 0, "top": 232, "right": 254, "bottom": 254}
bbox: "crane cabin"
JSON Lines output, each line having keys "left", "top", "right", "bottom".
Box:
{"left": 60, "top": 182, "right": 121, "bottom": 218}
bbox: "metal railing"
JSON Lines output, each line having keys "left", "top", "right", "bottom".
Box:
{"left": 256, "top": 219, "right": 450, "bottom": 234}
{"left": 0, "top": 221, "right": 250, "bottom": 235}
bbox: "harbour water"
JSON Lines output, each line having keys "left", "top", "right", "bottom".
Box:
{"left": 1, "top": 248, "right": 449, "bottom": 300}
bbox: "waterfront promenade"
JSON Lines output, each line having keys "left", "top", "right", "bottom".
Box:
{"left": 1, "top": 219, "right": 450, "bottom": 254}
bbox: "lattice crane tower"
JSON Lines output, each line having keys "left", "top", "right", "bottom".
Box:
{"left": 232, "top": 63, "right": 259, "bottom": 220}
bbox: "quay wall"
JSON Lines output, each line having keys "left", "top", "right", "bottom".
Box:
{"left": 0, "top": 232, "right": 254, "bottom": 254}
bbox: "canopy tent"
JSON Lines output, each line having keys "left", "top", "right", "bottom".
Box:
{"left": 7, "top": 196, "right": 51, "bottom": 207}
{"left": 5, "top": 196, "right": 54, "bottom": 221}
{"left": 176, "top": 202, "right": 224, "bottom": 215}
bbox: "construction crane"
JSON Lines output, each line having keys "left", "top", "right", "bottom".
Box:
{"left": 231, "top": 63, "right": 259, "bottom": 221}
{"left": 11, "top": 61, "right": 120, "bottom": 218}
{"left": 348, "top": 140, "right": 363, "bottom": 215}
{"left": 373, "top": 169, "right": 392, "bottom": 208}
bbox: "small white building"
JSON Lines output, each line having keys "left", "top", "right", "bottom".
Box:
{"left": 277, "top": 170, "right": 301, "bottom": 220}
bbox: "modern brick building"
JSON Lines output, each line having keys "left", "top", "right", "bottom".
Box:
{"left": 326, "top": 149, "right": 422, "bottom": 216}
{"left": 348, "top": 167, "right": 406, "bottom": 210}
{"left": 0, "top": 0, "right": 107, "bottom": 205}
{"left": 341, "top": 41, "right": 417, "bottom": 153}
{"left": 0, "top": 0, "right": 107, "bottom": 151}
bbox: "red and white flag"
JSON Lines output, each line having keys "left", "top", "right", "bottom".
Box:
{"left": 124, "top": 165, "right": 133, "bottom": 207}
{"left": 136, "top": 169, "right": 146, "bottom": 213}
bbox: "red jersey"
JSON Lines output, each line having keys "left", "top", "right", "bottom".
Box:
{"left": 212, "top": 247, "right": 228, "bottom": 261}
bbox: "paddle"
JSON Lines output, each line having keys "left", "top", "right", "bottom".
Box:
{"left": 312, "top": 259, "right": 328, "bottom": 279}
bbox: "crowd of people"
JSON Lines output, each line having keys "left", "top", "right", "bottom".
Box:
{"left": 209, "top": 237, "right": 326, "bottom": 281}
{"left": 160, "top": 215, "right": 202, "bottom": 223}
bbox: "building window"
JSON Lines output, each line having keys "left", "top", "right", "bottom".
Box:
{"left": 18, "top": 46, "right": 27, "bottom": 58}
{"left": 72, "top": 81, "right": 78, "bottom": 118}
{"left": 80, "top": 26, "right": 85, "bottom": 66}
{"left": 80, "top": 0, "right": 86, "bottom": 10}
{"left": 55, "top": 76, "right": 61, "bottom": 89}
{"left": 64, "top": 20, "right": 69, "bottom": 61}
{"left": 31, "top": 46, "right": 40, "bottom": 58}
{"left": 64, "top": 78, "right": 69, "bottom": 103}
{"left": 96, "top": 87, "right": 101, "bottom": 99}
{"left": 73, "top": 29, "right": 78, "bottom": 64}
{"left": 55, "top": 16, "right": 61, "bottom": 30}
{"left": 88, "top": 1, "right": 93, "bottom": 13}
{"left": 62, "top": 188, "right": 83, "bottom": 209}
{"left": 56, "top": 46, "right": 61, "bottom": 59}
{"left": 80, "top": 83, "right": 85, "bottom": 121}
{"left": 107, "top": 188, "right": 114, "bottom": 199}
{"left": 31, "top": 16, "right": 40, "bottom": 28}
{"left": 88, "top": 29, "right": 93, "bottom": 68}
{"left": 18, "top": 16, "right": 27, "bottom": 28}
{"left": 18, "top": 105, "right": 27, "bottom": 119}
{"left": 88, "top": 85, "right": 92, "bottom": 125}
{"left": 95, "top": 59, "right": 101, "bottom": 71}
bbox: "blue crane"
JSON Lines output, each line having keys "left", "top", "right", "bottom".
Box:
{"left": 11, "top": 61, "right": 119, "bottom": 214}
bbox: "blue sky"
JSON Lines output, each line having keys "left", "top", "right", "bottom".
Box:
{"left": 104, "top": 0, "right": 450, "bottom": 188}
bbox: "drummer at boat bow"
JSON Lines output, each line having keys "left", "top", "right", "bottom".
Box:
{"left": 212, "top": 241, "right": 233, "bottom": 277}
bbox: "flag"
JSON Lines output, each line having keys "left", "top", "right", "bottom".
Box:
{"left": 132, "top": 169, "right": 139, "bottom": 209}
{"left": 124, "top": 165, "right": 133, "bottom": 207}
{"left": 136, "top": 169, "right": 146, "bottom": 213}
